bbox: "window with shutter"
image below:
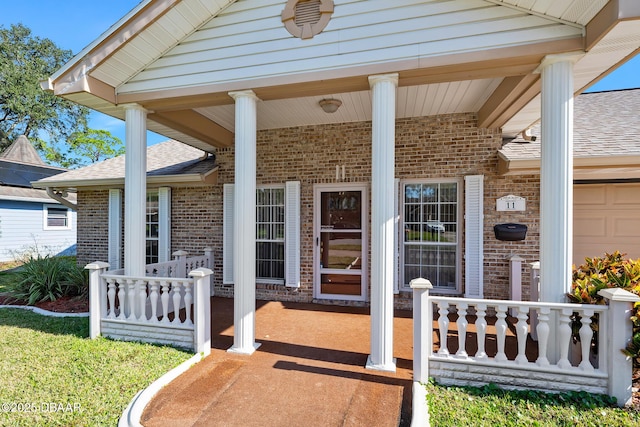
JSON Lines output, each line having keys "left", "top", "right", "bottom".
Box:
{"left": 223, "top": 182, "right": 301, "bottom": 286}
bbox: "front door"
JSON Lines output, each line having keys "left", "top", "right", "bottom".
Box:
{"left": 314, "top": 184, "right": 367, "bottom": 301}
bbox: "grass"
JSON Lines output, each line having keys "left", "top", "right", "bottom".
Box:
{"left": 425, "top": 381, "right": 640, "bottom": 427}
{"left": 0, "top": 308, "right": 192, "bottom": 426}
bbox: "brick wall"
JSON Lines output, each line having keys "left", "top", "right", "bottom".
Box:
{"left": 76, "top": 112, "right": 541, "bottom": 307}
{"left": 76, "top": 189, "right": 110, "bottom": 266}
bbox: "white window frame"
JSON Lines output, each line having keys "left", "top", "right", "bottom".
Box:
{"left": 400, "top": 178, "right": 462, "bottom": 294}
{"left": 146, "top": 191, "right": 160, "bottom": 265}
{"left": 43, "top": 204, "right": 72, "bottom": 230}
{"left": 256, "top": 184, "right": 286, "bottom": 285}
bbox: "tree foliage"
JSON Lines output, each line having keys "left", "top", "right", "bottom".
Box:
{"left": 0, "top": 23, "right": 89, "bottom": 157}
{"left": 48, "top": 128, "right": 125, "bottom": 168}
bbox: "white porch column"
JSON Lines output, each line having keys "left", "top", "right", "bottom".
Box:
{"left": 367, "top": 73, "right": 398, "bottom": 372}
{"left": 538, "top": 54, "right": 581, "bottom": 303}
{"left": 228, "top": 90, "right": 260, "bottom": 355}
{"left": 123, "top": 104, "right": 148, "bottom": 277}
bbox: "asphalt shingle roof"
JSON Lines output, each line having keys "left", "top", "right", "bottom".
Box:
{"left": 500, "top": 88, "right": 640, "bottom": 160}
{"left": 36, "top": 139, "right": 215, "bottom": 185}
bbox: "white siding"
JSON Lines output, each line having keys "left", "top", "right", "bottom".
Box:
{"left": 119, "top": 0, "right": 582, "bottom": 94}
{"left": 0, "top": 201, "right": 77, "bottom": 262}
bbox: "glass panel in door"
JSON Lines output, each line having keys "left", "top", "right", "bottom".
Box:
{"left": 317, "top": 189, "right": 365, "bottom": 299}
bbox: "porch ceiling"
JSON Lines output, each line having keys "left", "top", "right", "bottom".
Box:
{"left": 44, "top": 0, "right": 640, "bottom": 152}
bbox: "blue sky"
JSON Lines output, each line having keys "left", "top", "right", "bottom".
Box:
{"left": 1, "top": 0, "right": 639, "bottom": 145}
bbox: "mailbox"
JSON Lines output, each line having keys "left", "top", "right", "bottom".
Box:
{"left": 494, "top": 223, "right": 527, "bottom": 241}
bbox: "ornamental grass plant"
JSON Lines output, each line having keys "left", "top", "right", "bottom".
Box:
{"left": 4, "top": 255, "right": 87, "bottom": 305}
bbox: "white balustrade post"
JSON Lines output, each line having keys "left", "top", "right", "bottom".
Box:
{"left": 411, "top": 278, "right": 433, "bottom": 383}
{"left": 455, "top": 303, "right": 469, "bottom": 358}
{"left": 85, "top": 261, "right": 110, "bottom": 339}
{"left": 190, "top": 268, "right": 213, "bottom": 357}
{"left": 173, "top": 250, "right": 189, "bottom": 278}
{"left": 598, "top": 288, "right": 640, "bottom": 406}
{"left": 437, "top": 302, "right": 450, "bottom": 356}
{"left": 578, "top": 309, "right": 595, "bottom": 371}
{"left": 228, "top": 89, "right": 260, "bottom": 355}
{"left": 203, "top": 247, "right": 214, "bottom": 270}
{"left": 495, "top": 305, "right": 508, "bottom": 363}
{"left": 475, "top": 304, "right": 488, "bottom": 360}
{"left": 368, "top": 73, "right": 398, "bottom": 373}
{"left": 509, "top": 255, "right": 524, "bottom": 317}
{"left": 203, "top": 247, "right": 214, "bottom": 296}
{"left": 530, "top": 261, "right": 540, "bottom": 340}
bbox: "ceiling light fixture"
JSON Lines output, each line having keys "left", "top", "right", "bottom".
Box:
{"left": 319, "top": 98, "right": 342, "bottom": 113}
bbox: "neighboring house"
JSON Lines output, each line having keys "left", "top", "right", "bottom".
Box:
{"left": 34, "top": 140, "right": 217, "bottom": 269}
{"left": 499, "top": 88, "right": 640, "bottom": 265}
{"left": 32, "top": 0, "right": 640, "bottom": 370}
{"left": 0, "top": 136, "right": 77, "bottom": 262}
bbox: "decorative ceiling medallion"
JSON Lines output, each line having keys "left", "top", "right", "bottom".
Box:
{"left": 281, "top": 0, "right": 334, "bottom": 39}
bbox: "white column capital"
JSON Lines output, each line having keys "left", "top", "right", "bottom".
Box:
{"left": 121, "top": 103, "right": 149, "bottom": 114}
{"left": 535, "top": 51, "right": 584, "bottom": 73}
{"left": 228, "top": 90, "right": 260, "bottom": 102}
{"left": 368, "top": 73, "right": 399, "bottom": 88}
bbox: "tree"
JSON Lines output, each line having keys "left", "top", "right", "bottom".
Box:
{"left": 0, "top": 23, "right": 89, "bottom": 156}
{"left": 49, "top": 128, "right": 124, "bottom": 168}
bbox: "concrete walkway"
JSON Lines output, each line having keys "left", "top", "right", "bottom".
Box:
{"left": 141, "top": 297, "right": 414, "bottom": 427}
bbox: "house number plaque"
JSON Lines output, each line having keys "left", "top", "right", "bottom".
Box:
{"left": 496, "top": 195, "right": 526, "bottom": 211}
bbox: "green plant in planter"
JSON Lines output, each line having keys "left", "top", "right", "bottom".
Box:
{"left": 568, "top": 251, "right": 640, "bottom": 368}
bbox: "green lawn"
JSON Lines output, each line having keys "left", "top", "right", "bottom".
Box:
{"left": 0, "top": 308, "right": 191, "bottom": 426}
{"left": 426, "top": 381, "right": 640, "bottom": 427}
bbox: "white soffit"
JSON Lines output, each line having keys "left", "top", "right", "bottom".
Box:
{"left": 502, "top": 20, "right": 640, "bottom": 138}
{"left": 90, "top": 0, "right": 234, "bottom": 88}
{"left": 194, "top": 78, "right": 503, "bottom": 132}
{"left": 489, "top": 0, "right": 607, "bottom": 25}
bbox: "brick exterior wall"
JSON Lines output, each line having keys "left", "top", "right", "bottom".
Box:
{"left": 77, "top": 113, "right": 541, "bottom": 308}
{"left": 76, "top": 189, "right": 110, "bottom": 266}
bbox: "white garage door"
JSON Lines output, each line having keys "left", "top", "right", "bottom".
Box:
{"left": 574, "top": 182, "right": 640, "bottom": 266}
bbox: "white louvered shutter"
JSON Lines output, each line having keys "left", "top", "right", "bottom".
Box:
{"left": 285, "top": 181, "right": 301, "bottom": 288}
{"left": 158, "top": 187, "right": 171, "bottom": 263}
{"left": 223, "top": 184, "right": 234, "bottom": 284}
{"left": 394, "top": 178, "right": 400, "bottom": 294}
{"left": 108, "top": 189, "right": 122, "bottom": 269}
{"left": 464, "top": 175, "right": 484, "bottom": 298}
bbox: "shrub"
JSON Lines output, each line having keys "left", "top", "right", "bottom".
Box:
{"left": 6, "top": 255, "right": 88, "bottom": 305}
{"left": 569, "top": 251, "right": 640, "bottom": 368}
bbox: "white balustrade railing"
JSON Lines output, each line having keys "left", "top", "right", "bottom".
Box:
{"left": 86, "top": 260, "right": 213, "bottom": 355}
{"left": 144, "top": 248, "right": 213, "bottom": 278}
{"left": 411, "top": 278, "right": 640, "bottom": 408}
{"left": 429, "top": 296, "right": 606, "bottom": 371}
{"left": 101, "top": 274, "right": 195, "bottom": 326}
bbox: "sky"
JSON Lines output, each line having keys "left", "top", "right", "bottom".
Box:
{"left": 1, "top": 0, "right": 639, "bottom": 145}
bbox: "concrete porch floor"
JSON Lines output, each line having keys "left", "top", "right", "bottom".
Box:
{"left": 141, "top": 297, "right": 415, "bottom": 427}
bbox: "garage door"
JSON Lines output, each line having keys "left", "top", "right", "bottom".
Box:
{"left": 574, "top": 183, "right": 640, "bottom": 266}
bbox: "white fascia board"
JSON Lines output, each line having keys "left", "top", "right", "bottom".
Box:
{"left": 48, "top": 0, "right": 153, "bottom": 82}
{"left": 0, "top": 195, "right": 58, "bottom": 204}
{"left": 499, "top": 154, "right": 640, "bottom": 175}
{"left": 31, "top": 167, "right": 218, "bottom": 190}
